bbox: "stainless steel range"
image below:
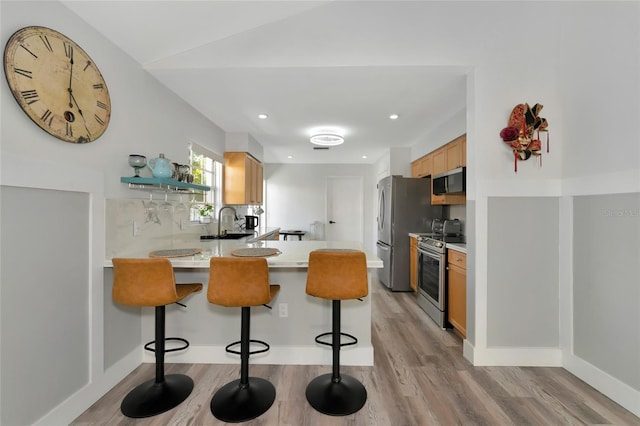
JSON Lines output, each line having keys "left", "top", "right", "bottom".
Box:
{"left": 416, "top": 219, "right": 464, "bottom": 328}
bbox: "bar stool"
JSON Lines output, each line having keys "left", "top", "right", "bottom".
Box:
{"left": 111, "top": 258, "right": 202, "bottom": 418}
{"left": 305, "top": 249, "right": 369, "bottom": 416}
{"left": 207, "top": 257, "right": 280, "bottom": 423}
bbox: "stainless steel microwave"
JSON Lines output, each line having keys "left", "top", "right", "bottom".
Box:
{"left": 432, "top": 167, "right": 465, "bottom": 195}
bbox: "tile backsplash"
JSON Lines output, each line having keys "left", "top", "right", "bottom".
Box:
{"left": 105, "top": 198, "right": 259, "bottom": 258}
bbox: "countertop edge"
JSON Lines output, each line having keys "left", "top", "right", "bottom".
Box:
{"left": 446, "top": 243, "right": 467, "bottom": 254}
{"left": 104, "top": 239, "right": 383, "bottom": 269}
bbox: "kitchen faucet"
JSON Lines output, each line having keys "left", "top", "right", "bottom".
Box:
{"left": 217, "top": 206, "right": 238, "bottom": 237}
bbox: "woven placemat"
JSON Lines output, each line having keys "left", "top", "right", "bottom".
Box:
{"left": 231, "top": 247, "right": 281, "bottom": 257}
{"left": 149, "top": 248, "right": 202, "bottom": 258}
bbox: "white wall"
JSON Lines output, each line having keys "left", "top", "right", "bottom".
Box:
{"left": 0, "top": 1, "right": 226, "bottom": 424}
{"left": 264, "top": 163, "right": 376, "bottom": 252}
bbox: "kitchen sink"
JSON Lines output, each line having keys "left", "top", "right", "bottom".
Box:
{"left": 201, "top": 233, "right": 254, "bottom": 240}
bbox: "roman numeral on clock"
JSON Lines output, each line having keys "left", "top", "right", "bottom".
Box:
{"left": 64, "top": 42, "right": 73, "bottom": 60}
{"left": 96, "top": 100, "right": 108, "bottom": 110}
{"left": 41, "top": 109, "right": 53, "bottom": 126}
{"left": 20, "top": 90, "right": 39, "bottom": 104}
{"left": 93, "top": 83, "right": 104, "bottom": 89}
{"left": 20, "top": 44, "right": 38, "bottom": 59}
{"left": 94, "top": 115, "right": 105, "bottom": 126}
{"left": 40, "top": 35, "right": 53, "bottom": 52}
{"left": 66, "top": 122, "right": 73, "bottom": 137}
{"left": 14, "top": 68, "right": 32, "bottom": 79}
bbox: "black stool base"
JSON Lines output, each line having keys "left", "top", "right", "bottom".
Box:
{"left": 306, "top": 373, "right": 367, "bottom": 416}
{"left": 121, "top": 374, "right": 193, "bottom": 418}
{"left": 211, "top": 377, "right": 276, "bottom": 423}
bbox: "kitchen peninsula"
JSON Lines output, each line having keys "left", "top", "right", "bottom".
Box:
{"left": 103, "top": 235, "right": 383, "bottom": 368}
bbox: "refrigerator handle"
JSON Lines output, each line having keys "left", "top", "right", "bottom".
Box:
{"left": 376, "top": 242, "right": 390, "bottom": 251}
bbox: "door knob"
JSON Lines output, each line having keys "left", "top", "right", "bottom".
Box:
{"left": 329, "top": 220, "right": 336, "bottom": 224}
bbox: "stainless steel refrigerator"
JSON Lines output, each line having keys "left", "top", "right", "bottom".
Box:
{"left": 376, "top": 175, "right": 443, "bottom": 291}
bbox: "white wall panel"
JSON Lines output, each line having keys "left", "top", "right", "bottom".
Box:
{"left": 1, "top": 186, "right": 89, "bottom": 425}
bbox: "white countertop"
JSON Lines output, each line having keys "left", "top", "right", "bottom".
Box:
{"left": 104, "top": 238, "right": 383, "bottom": 269}
{"left": 408, "top": 232, "right": 431, "bottom": 238}
{"left": 446, "top": 243, "right": 467, "bottom": 254}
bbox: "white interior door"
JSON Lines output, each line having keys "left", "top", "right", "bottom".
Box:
{"left": 326, "top": 176, "right": 363, "bottom": 242}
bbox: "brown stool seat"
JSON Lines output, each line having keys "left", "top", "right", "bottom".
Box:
{"left": 305, "top": 250, "right": 368, "bottom": 416}
{"left": 207, "top": 257, "right": 280, "bottom": 423}
{"left": 112, "top": 258, "right": 202, "bottom": 418}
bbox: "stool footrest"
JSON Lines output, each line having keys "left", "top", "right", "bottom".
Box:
{"left": 144, "top": 337, "right": 189, "bottom": 353}
{"left": 225, "top": 339, "right": 270, "bottom": 356}
{"left": 314, "top": 331, "right": 358, "bottom": 348}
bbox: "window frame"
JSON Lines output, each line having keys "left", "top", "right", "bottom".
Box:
{"left": 188, "top": 141, "right": 223, "bottom": 222}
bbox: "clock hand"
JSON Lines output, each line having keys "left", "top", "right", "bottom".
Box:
{"left": 69, "top": 90, "right": 92, "bottom": 140}
{"left": 68, "top": 48, "right": 74, "bottom": 108}
{"left": 66, "top": 46, "right": 91, "bottom": 142}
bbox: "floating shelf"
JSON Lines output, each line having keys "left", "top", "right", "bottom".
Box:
{"left": 120, "top": 176, "right": 210, "bottom": 193}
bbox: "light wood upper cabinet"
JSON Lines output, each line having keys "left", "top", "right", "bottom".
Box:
{"left": 423, "top": 154, "right": 433, "bottom": 177}
{"left": 432, "top": 148, "right": 447, "bottom": 176}
{"left": 411, "top": 154, "right": 432, "bottom": 178}
{"left": 411, "top": 160, "right": 421, "bottom": 178}
{"left": 223, "top": 152, "right": 263, "bottom": 205}
{"left": 411, "top": 134, "right": 466, "bottom": 204}
{"left": 447, "top": 248, "right": 466, "bottom": 338}
{"left": 446, "top": 135, "right": 465, "bottom": 170}
{"left": 461, "top": 137, "right": 466, "bottom": 168}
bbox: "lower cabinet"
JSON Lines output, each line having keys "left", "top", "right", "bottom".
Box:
{"left": 409, "top": 236, "right": 418, "bottom": 292}
{"left": 447, "top": 248, "right": 466, "bottom": 338}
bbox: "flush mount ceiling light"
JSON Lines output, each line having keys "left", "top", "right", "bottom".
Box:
{"left": 310, "top": 132, "right": 344, "bottom": 146}
{"left": 389, "top": 114, "right": 399, "bottom": 120}
{"left": 258, "top": 113, "right": 268, "bottom": 119}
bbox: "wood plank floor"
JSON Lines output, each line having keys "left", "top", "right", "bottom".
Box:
{"left": 73, "top": 282, "right": 639, "bottom": 425}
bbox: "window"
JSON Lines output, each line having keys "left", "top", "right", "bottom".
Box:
{"left": 188, "top": 142, "right": 223, "bottom": 222}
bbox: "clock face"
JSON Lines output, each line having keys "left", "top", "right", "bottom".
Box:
{"left": 3, "top": 26, "right": 111, "bottom": 143}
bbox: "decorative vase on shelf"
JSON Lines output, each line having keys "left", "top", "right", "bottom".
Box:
{"left": 128, "top": 155, "right": 147, "bottom": 177}
{"left": 147, "top": 153, "right": 172, "bottom": 178}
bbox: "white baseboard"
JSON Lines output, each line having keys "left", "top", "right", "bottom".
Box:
{"left": 563, "top": 353, "right": 640, "bottom": 418}
{"left": 464, "top": 343, "right": 562, "bottom": 366}
{"left": 148, "top": 344, "right": 374, "bottom": 366}
{"left": 34, "top": 349, "right": 141, "bottom": 426}
{"left": 463, "top": 339, "right": 475, "bottom": 363}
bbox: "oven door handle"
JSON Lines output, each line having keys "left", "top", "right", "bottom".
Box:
{"left": 417, "top": 248, "right": 442, "bottom": 261}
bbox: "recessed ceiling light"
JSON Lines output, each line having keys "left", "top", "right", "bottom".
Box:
{"left": 389, "top": 114, "right": 399, "bottom": 120}
{"left": 287, "top": 155, "right": 293, "bottom": 159}
{"left": 258, "top": 114, "right": 268, "bottom": 119}
{"left": 362, "top": 155, "right": 368, "bottom": 159}
{"left": 310, "top": 132, "right": 344, "bottom": 146}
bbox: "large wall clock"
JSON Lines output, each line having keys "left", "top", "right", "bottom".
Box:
{"left": 3, "top": 26, "right": 111, "bottom": 144}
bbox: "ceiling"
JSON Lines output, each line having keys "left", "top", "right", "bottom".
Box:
{"left": 62, "top": 1, "right": 467, "bottom": 164}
